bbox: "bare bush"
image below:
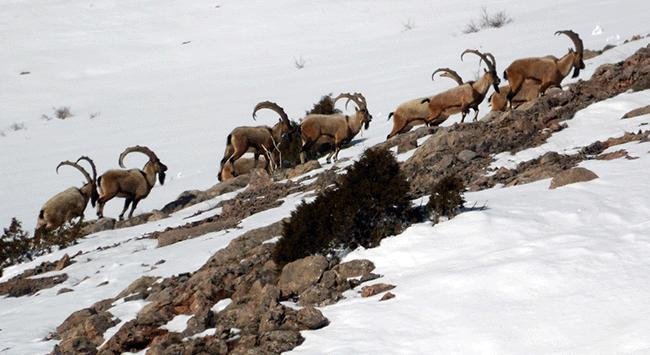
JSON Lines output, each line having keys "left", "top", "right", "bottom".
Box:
{"left": 89, "top": 112, "right": 100, "bottom": 119}
{"left": 294, "top": 56, "right": 306, "bottom": 69}
{"left": 9, "top": 122, "right": 26, "bottom": 131}
{"left": 54, "top": 106, "right": 73, "bottom": 120}
{"left": 402, "top": 18, "right": 415, "bottom": 32}
{"left": 463, "top": 7, "right": 512, "bottom": 34}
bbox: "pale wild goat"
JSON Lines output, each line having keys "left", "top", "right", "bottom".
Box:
{"left": 219, "top": 101, "right": 293, "bottom": 179}
{"left": 218, "top": 156, "right": 268, "bottom": 182}
{"left": 299, "top": 92, "right": 372, "bottom": 163}
{"left": 36, "top": 157, "right": 99, "bottom": 232}
{"left": 96, "top": 145, "right": 167, "bottom": 220}
{"left": 386, "top": 68, "right": 466, "bottom": 139}
{"left": 503, "top": 30, "right": 584, "bottom": 107}
{"left": 421, "top": 49, "right": 500, "bottom": 126}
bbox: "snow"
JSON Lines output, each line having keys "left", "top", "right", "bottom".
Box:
{"left": 161, "top": 314, "right": 192, "bottom": 333}
{"left": 492, "top": 90, "right": 650, "bottom": 170}
{"left": 1, "top": 0, "right": 650, "bottom": 354}
{"left": 211, "top": 298, "right": 232, "bottom": 313}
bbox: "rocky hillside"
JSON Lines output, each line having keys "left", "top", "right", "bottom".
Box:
{"left": 0, "top": 45, "right": 645, "bottom": 354}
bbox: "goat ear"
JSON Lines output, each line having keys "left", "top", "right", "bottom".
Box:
{"left": 483, "top": 68, "right": 488, "bottom": 73}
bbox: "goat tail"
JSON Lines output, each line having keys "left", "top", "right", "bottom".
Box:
{"left": 388, "top": 112, "right": 394, "bottom": 120}
{"left": 503, "top": 70, "right": 508, "bottom": 80}
{"left": 421, "top": 98, "right": 431, "bottom": 104}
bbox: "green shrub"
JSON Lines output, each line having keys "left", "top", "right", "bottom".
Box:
{"left": 0, "top": 218, "right": 31, "bottom": 274}
{"left": 274, "top": 147, "right": 411, "bottom": 264}
{"left": 427, "top": 175, "right": 465, "bottom": 223}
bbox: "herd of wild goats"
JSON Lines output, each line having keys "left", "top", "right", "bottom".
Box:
{"left": 36, "top": 30, "right": 584, "bottom": 233}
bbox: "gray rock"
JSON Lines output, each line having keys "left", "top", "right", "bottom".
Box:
{"left": 277, "top": 255, "right": 328, "bottom": 297}
{"left": 457, "top": 150, "right": 477, "bottom": 162}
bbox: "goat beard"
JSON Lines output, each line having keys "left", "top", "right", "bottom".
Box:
{"left": 572, "top": 66, "right": 580, "bottom": 78}
{"left": 159, "top": 171, "right": 166, "bottom": 185}
{"left": 364, "top": 121, "right": 370, "bottom": 130}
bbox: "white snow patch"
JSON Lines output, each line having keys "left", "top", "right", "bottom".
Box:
{"left": 161, "top": 314, "right": 192, "bottom": 333}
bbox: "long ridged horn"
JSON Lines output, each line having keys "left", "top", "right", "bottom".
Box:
{"left": 555, "top": 30, "right": 584, "bottom": 57}
{"left": 76, "top": 156, "right": 97, "bottom": 182}
{"left": 484, "top": 52, "right": 497, "bottom": 70}
{"left": 56, "top": 161, "right": 92, "bottom": 185}
{"left": 119, "top": 145, "right": 158, "bottom": 168}
{"left": 432, "top": 67, "right": 464, "bottom": 85}
{"left": 252, "top": 101, "right": 290, "bottom": 125}
{"left": 461, "top": 49, "right": 496, "bottom": 74}
{"left": 333, "top": 92, "right": 364, "bottom": 111}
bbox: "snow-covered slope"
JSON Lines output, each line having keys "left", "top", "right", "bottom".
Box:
{"left": 2, "top": 0, "right": 650, "bottom": 354}
{"left": 2, "top": 0, "right": 648, "bottom": 229}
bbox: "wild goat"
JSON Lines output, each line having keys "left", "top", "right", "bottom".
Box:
{"left": 219, "top": 101, "right": 293, "bottom": 177}
{"left": 218, "top": 156, "right": 268, "bottom": 182}
{"left": 96, "top": 145, "right": 167, "bottom": 220}
{"left": 421, "top": 49, "right": 500, "bottom": 126}
{"left": 386, "top": 68, "right": 465, "bottom": 139}
{"left": 36, "top": 157, "right": 99, "bottom": 232}
{"left": 489, "top": 80, "right": 540, "bottom": 111}
{"left": 299, "top": 92, "right": 372, "bottom": 163}
{"left": 503, "top": 30, "right": 584, "bottom": 107}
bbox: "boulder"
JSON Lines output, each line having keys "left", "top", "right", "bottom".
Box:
{"left": 286, "top": 160, "right": 321, "bottom": 179}
{"left": 457, "top": 149, "right": 477, "bottom": 162}
{"left": 549, "top": 167, "right": 599, "bottom": 189}
{"left": 396, "top": 138, "right": 418, "bottom": 154}
{"left": 622, "top": 104, "right": 650, "bottom": 119}
{"left": 295, "top": 306, "right": 329, "bottom": 329}
{"left": 277, "top": 255, "right": 328, "bottom": 297}
{"left": 333, "top": 259, "right": 375, "bottom": 279}
{"left": 247, "top": 168, "right": 273, "bottom": 191}
{"left": 360, "top": 283, "right": 396, "bottom": 298}
{"left": 54, "top": 254, "right": 72, "bottom": 271}
{"left": 81, "top": 217, "right": 115, "bottom": 235}
{"left": 379, "top": 292, "right": 396, "bottom": 301}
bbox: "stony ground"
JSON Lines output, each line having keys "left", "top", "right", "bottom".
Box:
{"left": 2, "top": 45, "right": 648, "bottom": 354}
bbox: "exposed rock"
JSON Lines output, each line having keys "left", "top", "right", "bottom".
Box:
{"left": 379, "top": 292, "right": 395, "bottom": 301}
{"left": 55, "top": 253, "right": 72, "bottom": 271}
{"left": 258, "top": 330, "right": 304, "bottom": 353}
{"left": 0, "top": 273, "right": 68, "bottom": 297}
{"left": 295, "top": 306, "right": 329, "bottom": 329}
{"left": 622, "top": 105, "right": 650, "bottom": 119}
{"left": 286, "top": 160, "right": 321, "bottom": 179}
{"left": 549, "top": 167, "right": 599, "bottom": 189}
{"left": 100, "top": 320, "right": 167, "bottom": 354}
{"left": 57, "top": 287, "right": 74, "bottom": 295}
{"left": 277, "top": 255, "right": 328, "bottom": 297}
{"left": 247, "top": 168, "right": 273, "bottom": 191}
{"left": 597, "top": 149, "right": 631, "bottom": 160}
{"left": 333, "top": 259, "right": 375, "bottom": 279}
{"left": 397, "top": 138, "right": 418, "bottom": 154}
{"left": 360, "top": 283, "right": 396, "bottom": 298}
{"left": 81, "top": 217, "right": 116, "bottom": 235}
{"left": 116, "top": 276, "right": 158, "bottom": 299}
{"left": 457, "top": 149, "right": 477, "bottom": 162}
{"left": 160, "top": 175, "right": 250, "bottom": 214}
{"left": 54, "top": 307, "right": 118, "bottom": 353}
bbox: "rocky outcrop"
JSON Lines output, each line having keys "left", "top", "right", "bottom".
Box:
{"left": 549, "top": 167, "right": 599, "bottom": 189}
{"left": 403, "top": 45, "right": 650, "bottom": 196}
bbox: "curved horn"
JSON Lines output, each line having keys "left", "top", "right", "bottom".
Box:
{"left": 56, "top": 161, "right": 92, "bottom": 185}
{"left": 333, "top": 93, "right": 363, "bottom": 111}
{"left": 555, "top": 30, "right": 583, "bottom": 56}
{"left": 76, "top": 156, "right": 97, "bottom": 182}
{"left": 118, "top": 145, "right": 158, "bottom": 168}
{"left": 252, "top": 101, "right": 290, "bottom": 125}
{"left": 484, "top": 52, "right": 497, "bottom": 69}
{"left": 432, "top": 67, "right": 464, "bottom": 85}
{"left": 461, "top": 49, "right": 496, "bottom": 73}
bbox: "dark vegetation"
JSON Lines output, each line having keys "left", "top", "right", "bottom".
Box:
{"left": 1, "top": 218, "right": 86, "bottom": 275}
{"left": 274, "top": 147, "right": 411, "bottom": 264}
{"left": 278, "top": 94, "right": 342, "bottom": 168}
{"left": 427, "top": 175, "right": 466, "bottom": 223}
{"left": 463, "top": 7, "right": 513, "bottom": 34}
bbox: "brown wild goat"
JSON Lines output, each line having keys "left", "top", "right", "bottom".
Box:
{"left": 96, "top": 145, "right": 167, "bottom": 220}
{"left": 421, "top": 49, "right": 500, "bottom": 126}
{"left": 503, "top": 30, "right": 584, "bottom": 107}
{"left": 300, "top": 92, "right": 372, "bottom": 163}
{"left": 489, "top": 80, "right": 540, "bottom": 111}
{"left": 219, "top": 101, "right": 293, "bottom": 178}
{"left": 386, "top": 68, "right": 465, "bottom": 139}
